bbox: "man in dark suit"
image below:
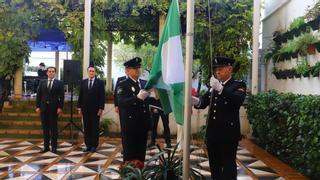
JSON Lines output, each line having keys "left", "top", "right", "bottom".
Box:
{"left": 192, "top": 57, "right": 246, "bottom": 180}
{"left": 36, "top": 67, "right": 64, "bottom": 153}
{"left": 117, "top": 57, "right": 151, "bottom": 162}
{"left": 77, "top": 66, "right": 105, "bottom": 152}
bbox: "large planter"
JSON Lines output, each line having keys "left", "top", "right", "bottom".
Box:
{"left": 105, "top": 95, "right": 114, "bottom": 104}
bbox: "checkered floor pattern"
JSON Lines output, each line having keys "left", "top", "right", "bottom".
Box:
{"left": 0, "top": 138, "right": 285, "bottom": 180}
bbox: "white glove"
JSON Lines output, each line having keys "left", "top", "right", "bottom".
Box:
{"left": 191, "top": 96, "right": 200, "bottom": 106}
{"left": 210, "top": 76, "right": 223, "bottom": 92}
{"left": 137, "top": 89, "right": 150, "bottom": 100}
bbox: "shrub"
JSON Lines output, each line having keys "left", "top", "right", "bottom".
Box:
{"left": 246, "top": 91, "right": 320, "bottom": 179}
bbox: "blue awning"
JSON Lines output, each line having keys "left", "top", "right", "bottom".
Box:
{"left": 28, "top": 28, "right": 72, "bottom": 52}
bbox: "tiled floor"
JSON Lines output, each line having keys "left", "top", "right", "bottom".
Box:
{"left": 0, "top": 138, "right": 306, "bottom": 180}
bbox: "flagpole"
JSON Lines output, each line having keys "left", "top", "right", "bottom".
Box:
{"left": 182, "top": 0, "right": 194, "bottom": 179}
{"left": 252, "top": 0, "right": 260, "bottom": 95}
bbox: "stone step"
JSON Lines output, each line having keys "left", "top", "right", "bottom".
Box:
{"left": 0, "top": 129, "right": 80, "bottom": 136}
{"left": 0, "top": 112, "right": 81, "bottom": 118}
{"left": 0, "top": 120, "right": 82, "bottom": 127}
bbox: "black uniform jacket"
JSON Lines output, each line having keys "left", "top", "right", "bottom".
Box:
{"left": 113, "top": 76, "right": 127, "bottom": 107}
{"left": 77, "top": 78, "right": 105, "bottom": 113}
{"left": 36, "top": 79, "right": 64, "bottom": 111}
{"left": 195, "top": 78, "right": 246, "bottom": 142}
{"left": 117, "top": 78, "right": 152, "bottom": 134}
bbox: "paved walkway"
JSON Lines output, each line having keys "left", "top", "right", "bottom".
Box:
{"left": 0, "top": 138, "right": 307, "bottom": 179}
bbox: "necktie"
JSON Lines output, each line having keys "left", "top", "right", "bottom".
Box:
{"left": 89, "top": 79, "right": 93, "bottom": 89}
{"left": 135, "top": 81, "right": 140, "bottom": 90}
{"left": 48, "top": 80, "right": 52, "bottom": 91}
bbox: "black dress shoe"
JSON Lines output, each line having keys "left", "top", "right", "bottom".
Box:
{"left": 83, "top": 147, "right": 91, "bottom": 152}
{"left": 90, "top": 147, "right": 96, "bottom": 152}
{"left": 40, "top": 149, "right": 49, "bottom": 153}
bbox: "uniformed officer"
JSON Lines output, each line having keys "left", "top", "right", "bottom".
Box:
{"left": 192, "top": 56, "right": 246, "bottom": 180}
{"left": 117, "top": 57, "right": 151, "bottom": 162}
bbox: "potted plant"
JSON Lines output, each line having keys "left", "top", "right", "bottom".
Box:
{"left": 143, "top": 144, "right": 202, "bottom": 179}
{"left": 102, "top": 160, "right": 145, "bottom": 180}
{"left": 279, "top": 40, "right": 298, "bottom": 60}
{"left": 289, "top": 17, "right": 305, "bottom": 37}
{"left": 101, "top": 144, "right": 202, "bottom": 179}
{"left": 307, "top": 44, "right": 316, "bottom": 54}
{"left": 99, "top": 118, "right": 114, "bottom": 137}
{"left": 295, "top": 33, "right": 319, "bottom": 56}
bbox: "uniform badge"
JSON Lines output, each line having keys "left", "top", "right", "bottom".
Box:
{"left": 131, "top": 86, "right": 135, "bottom": 92}
{"left": 117, "top": 87, "right": 123, "bottom": 95}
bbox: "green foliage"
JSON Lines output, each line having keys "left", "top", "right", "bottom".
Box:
{"left": 0, "top": 0, "right": 40, "bottom": 79}
{"left": 247, "top": 91, "right": 320, "bottom": 179}
{"left": 193, "top": 0, "right": 253, "bottom": 79}
{"left": 279, "top": 40, "right": 298, "bottom": 54}
{"left": 296, "top": 58, "right": 310, "bottom": 76}
{"left": 310, "top": 62, "right": 320, "bottom": 76}
{"left": 113, "top": 43, "right": 157, "bottom": 72}
{"left": 289, "top": 17, "right": 305, "bottom": 31}
{"left": 100, "top": 118, "right": 114, "bottom": 136}
{"left": 103, "top": 144, "right": 202, "bottom": 179}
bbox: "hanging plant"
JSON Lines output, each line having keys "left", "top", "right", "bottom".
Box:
{"left": 296, "top": 58, "right": 310, "bottom": 77}
{"left": 310, "top": 62, "right": 320, "bottom": 77}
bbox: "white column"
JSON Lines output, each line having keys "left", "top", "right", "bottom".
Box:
{"left": 83, "top": 0, "right": 92, "bottom": 79}
{"left": 55, "top": 51, "right": 60, "bottom": 79}
{"left": 182, "top": 0, "right": 195, "bottom": 179}
{"left": 14, "top": 68, "right": 23, "bottom": 99}
{"left": 252, "top": 0, "right": 260, "bottom": 95}
{"left": 106, "top": 38, "right": 113, "bottom": 92}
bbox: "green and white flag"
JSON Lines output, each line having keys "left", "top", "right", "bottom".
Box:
{"left": 145, "top": 0, "right": 184, "bottom": 125}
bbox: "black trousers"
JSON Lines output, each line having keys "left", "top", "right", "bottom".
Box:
{"left": 123, "top": 131, "right": 147, "bottom": 162}
{"left": 151, "top": 110, "right": 171, "bottom": 144}
{"left": 82, "top": 110, "right": 100, "bottom": 149}
{"left": 206, "top": 140, "right": 239, "bottom": 180}
{"left": 40, "top": 105, "right": 58, "bottom": 150}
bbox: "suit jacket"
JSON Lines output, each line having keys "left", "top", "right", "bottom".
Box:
{"left": 36, "top": 79, "right": 64, "bottom": 111}
{"left": 113, "top": 76, "right": 127, "bottom": 107}
{"left": 195, "top": 78, "right": 246, "bottom": 142}
{"left": 77, "top": 78, "right": 105, "bottom": 113}
{"left": 117, "top": 78, "right": 152, "bottom": 134}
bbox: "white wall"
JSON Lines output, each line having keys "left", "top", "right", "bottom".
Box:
{"left": 262, "top": 0, "right": 319, "bottom": 95}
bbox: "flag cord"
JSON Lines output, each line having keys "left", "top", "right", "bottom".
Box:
{"left": 189, "top": 0, "right": 214, "bottom": 173}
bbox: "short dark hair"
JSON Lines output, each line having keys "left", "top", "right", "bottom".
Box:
{"left": 87, "top": 66, "right": 96, "bottom": 71}
{"left": 47, "top": 67, "right": 56, "bottom": 72}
